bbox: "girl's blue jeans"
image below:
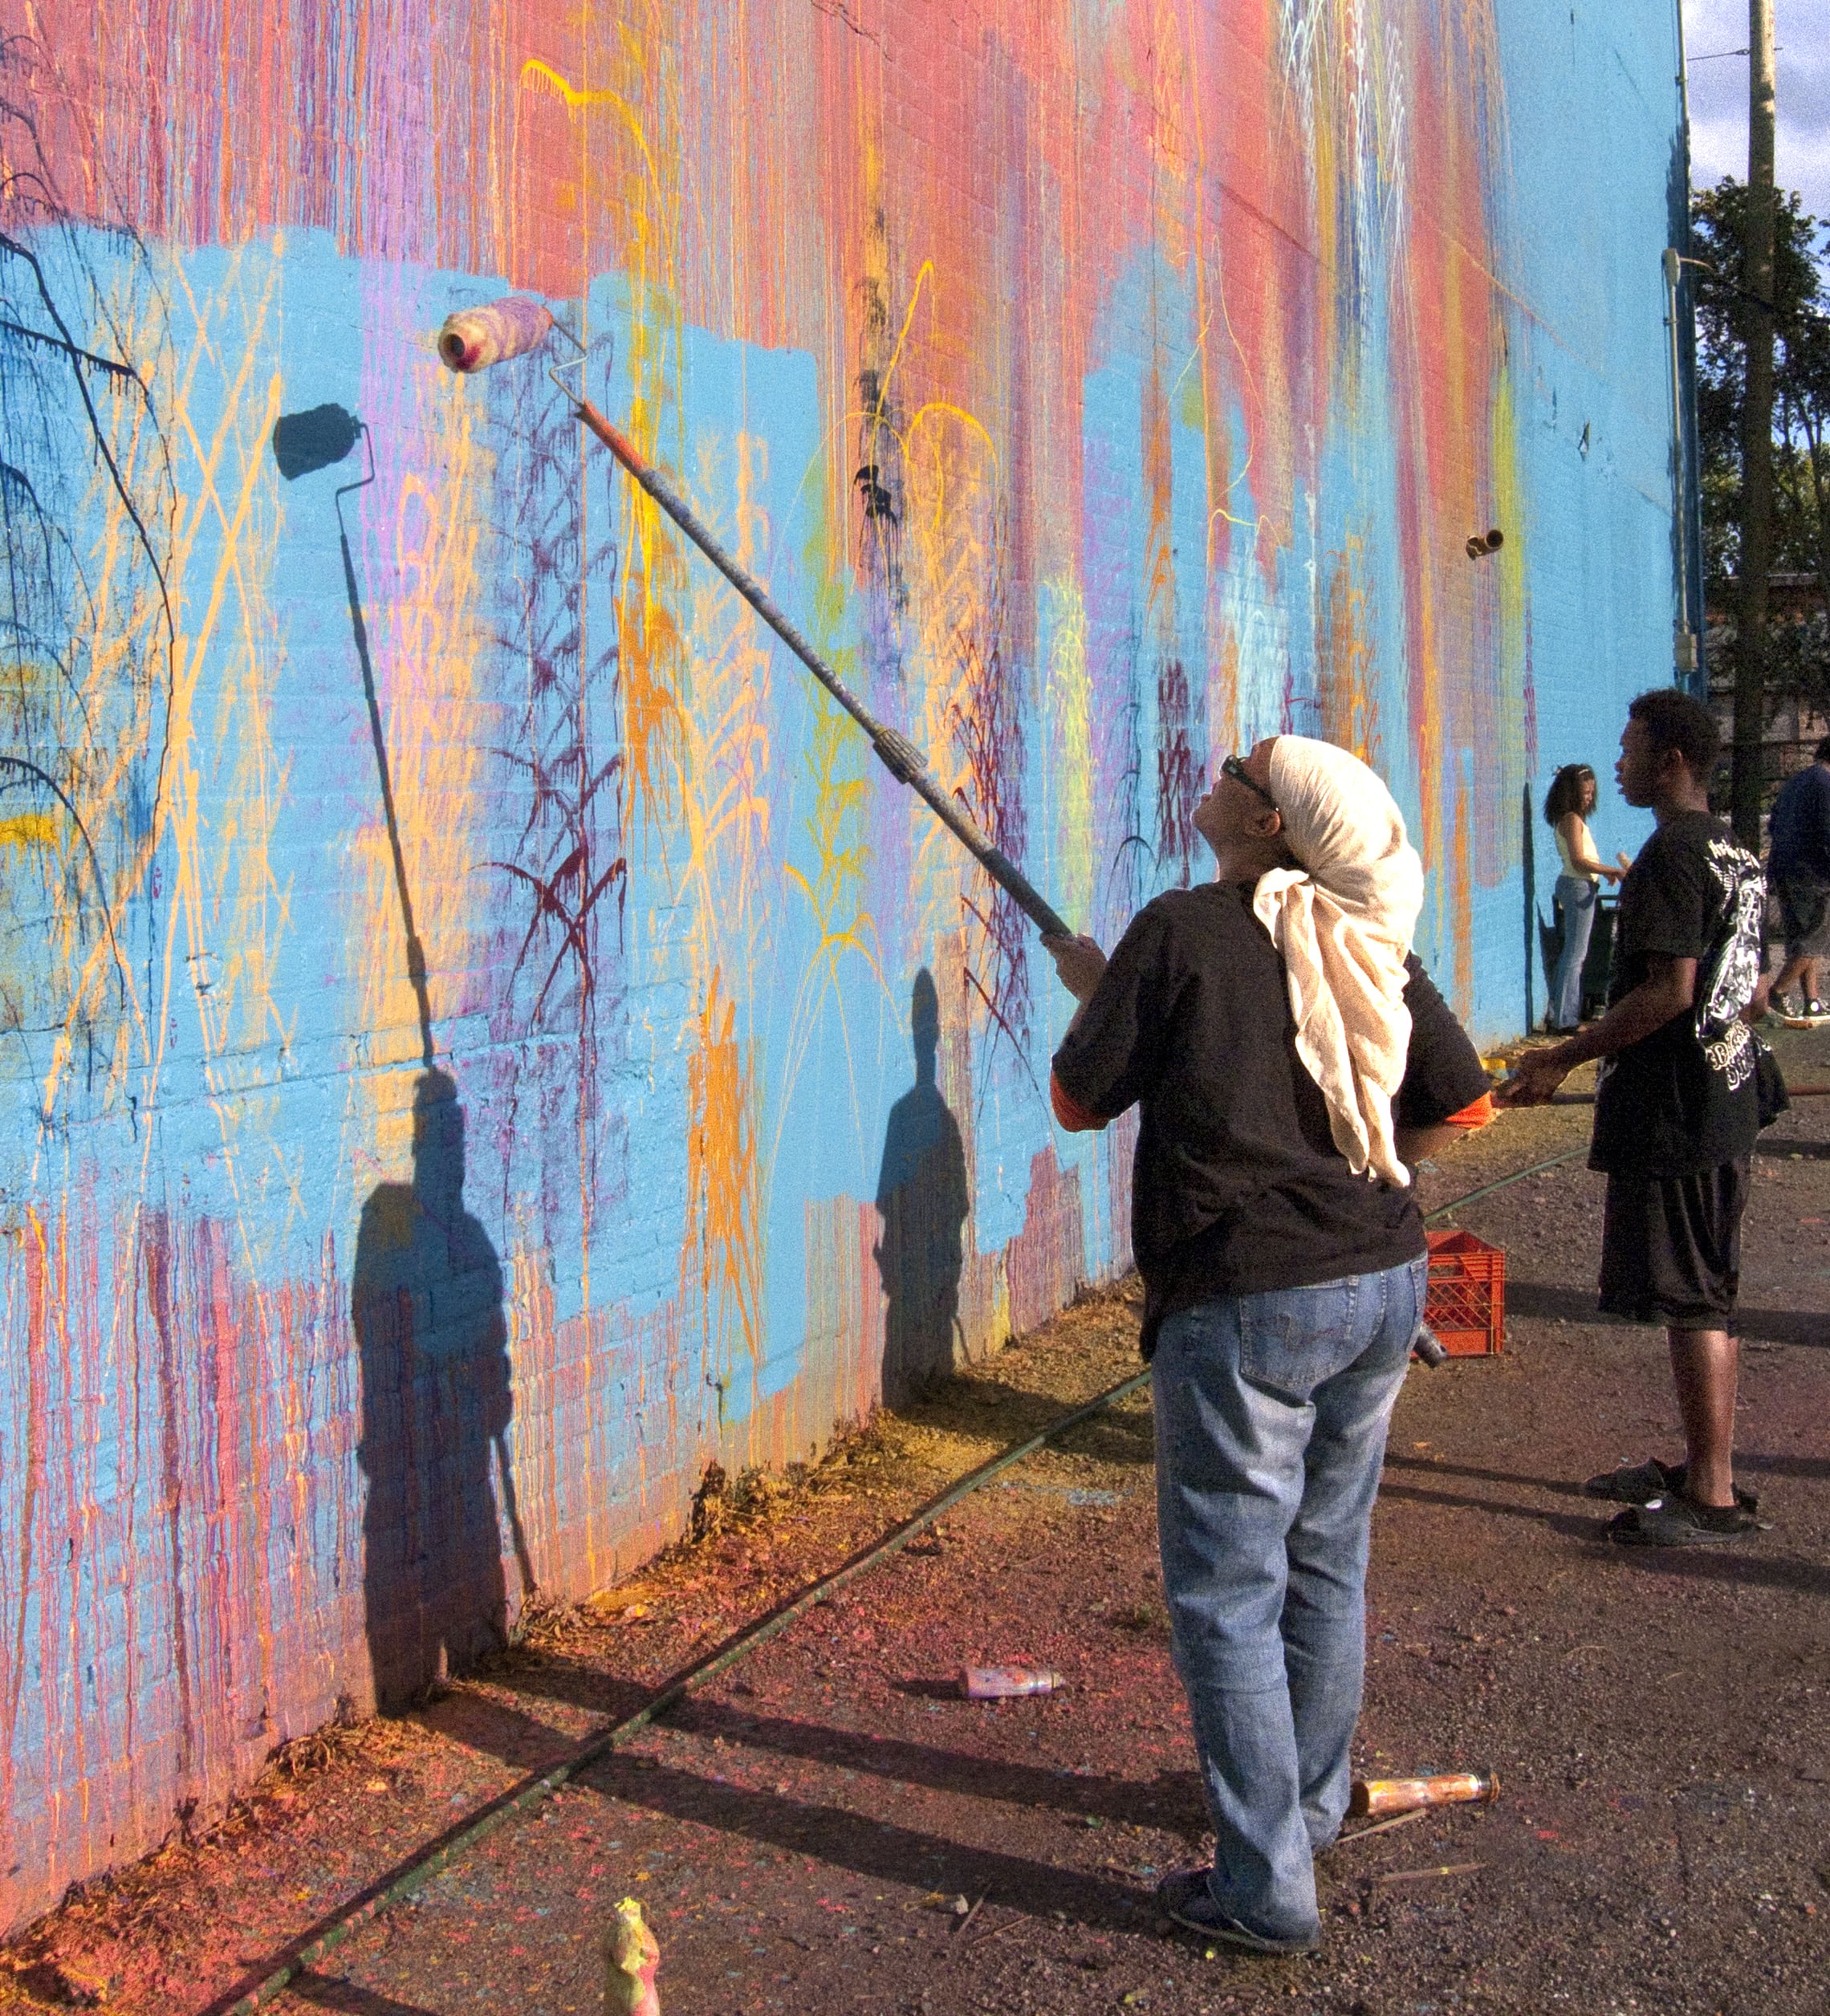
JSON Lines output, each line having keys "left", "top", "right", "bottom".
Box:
{"left": 1549, "top": 872, "right": 1598, "bottom": 1029}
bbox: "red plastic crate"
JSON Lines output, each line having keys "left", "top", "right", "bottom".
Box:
{"left": 1425, "top": 1229, "right": 1506, "bottom": 1356}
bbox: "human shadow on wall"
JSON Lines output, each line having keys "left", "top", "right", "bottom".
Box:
{"left": 874, "top": 969, "right": 970, "bottom": 1406}
{"left": 354, "top": 1070, "right": 533, "bottom": 1710}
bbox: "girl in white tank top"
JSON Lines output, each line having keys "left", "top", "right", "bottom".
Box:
{"left": 1543, "top": 764, "right": 1625, "bottom": 1030}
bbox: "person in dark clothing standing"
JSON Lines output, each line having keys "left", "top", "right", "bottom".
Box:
{"left": 1043, "top": 737, "right": 1490, "bottom": 1956}
{"left": 1503, "top": 689, "right": 1765, "bottom": 1546}
{"left": 1754, "top": 734, "right": 1830, "bottom": 1020}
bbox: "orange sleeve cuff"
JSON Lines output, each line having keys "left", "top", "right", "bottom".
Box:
{"left": 1050, "top": 1069, "right": 1108, "bottom": 1132}
{"left": 1443, "top": 1091, "right": 1496, "bottom": 1131}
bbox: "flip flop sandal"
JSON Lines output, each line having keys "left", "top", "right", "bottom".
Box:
{"left": 1584, "top": 1458, "right": 1757, "bottom": 1512}
{"left": 1606, "top": 1495, "right": 1763, "bottom": 1547}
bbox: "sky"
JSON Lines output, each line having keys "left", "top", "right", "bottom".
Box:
{"left": 1683, "top": 0, "right": 1830, "bottom": 226}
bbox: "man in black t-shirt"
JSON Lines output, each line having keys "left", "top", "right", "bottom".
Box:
{"left": 1044, "top": 738, "right": 1488, "bottom": 1956}
{"left": 1505, "top": 689, "right": 1764, "bottom": 1547}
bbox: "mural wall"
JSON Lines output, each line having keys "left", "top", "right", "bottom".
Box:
{"left": 0, "top": 0, "right": 1687, "bottom": 1921}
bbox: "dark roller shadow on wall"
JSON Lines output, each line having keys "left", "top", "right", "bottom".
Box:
{"left": 354, "top": 1070, "right": 533, "bottom": 1709}
{"left": 272, "top": 403, "right": 434, "bottom": 1067}
{"left": 874, "top": 969, "right": 970, "bottom": 1406}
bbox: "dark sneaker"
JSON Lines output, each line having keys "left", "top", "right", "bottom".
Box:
{"left": 1584, "top": 1458, "right": 1757, "bottom": 1513}
{"left": 1606, "top": 1494, "right": 1763, "bottom": 1547}
{"left": 1153, "top": 1871, "right": 1319, "bottom": 1955}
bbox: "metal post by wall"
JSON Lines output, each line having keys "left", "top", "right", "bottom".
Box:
{"left": 1664, "top": 246, "right": 1700, "bottom": 688}
{"left": 1670, "top": 0, "right": 1707, "bottom": 699}
{"left": 1732, "top": 0, "right": 1778, "bottom": 844}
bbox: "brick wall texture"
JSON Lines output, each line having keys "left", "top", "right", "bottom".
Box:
{"left": 0, "top": 0, "right": 1690, "bottom": 1924}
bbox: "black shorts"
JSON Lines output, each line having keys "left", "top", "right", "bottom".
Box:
{"left": 1775, "top": 871, "right": 1830, "bottom": 960}
{"left": 1598, "top": 1158, "right": 1750, "bottom": 1332}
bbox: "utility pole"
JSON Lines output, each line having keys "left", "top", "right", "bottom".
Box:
{"left": 1732, "top": 0, "right": 1778, "bottom": 847}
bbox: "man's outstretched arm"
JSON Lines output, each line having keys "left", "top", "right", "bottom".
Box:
{"left": 1500, "top": 954, "right": 1697, "bottom": 1105}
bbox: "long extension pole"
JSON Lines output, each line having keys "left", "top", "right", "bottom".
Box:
{"left": 564, "top": 389, "right": 1073, "bottom": 940}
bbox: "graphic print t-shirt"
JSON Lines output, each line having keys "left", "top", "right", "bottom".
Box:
{"left": 1589, "top": 811, "right": 1763, "bottom": 1177}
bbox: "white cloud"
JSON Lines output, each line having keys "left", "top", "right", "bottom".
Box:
{"left": 1682, "top": 0, "right": 1830, "bottom": 222}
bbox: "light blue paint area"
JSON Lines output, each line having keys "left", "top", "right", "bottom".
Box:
{"left": 0, "top": 232, "right": 382, "bottom": 1240}
{"left": 1080, "top": 360, "right": 1150, "bottom": 945}
{"left": 1490, "top": 0, "right": 1684, "bottom": 1026}
{"left": 673, "top": 327, "right": 901, "bottom": 1403}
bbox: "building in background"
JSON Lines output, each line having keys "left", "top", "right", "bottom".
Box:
{"left": 1706, "top": 573, "right": 1830, "bottom": 805}
{"left": 0, "top": 0, "right": 1697, "bottom": 1922}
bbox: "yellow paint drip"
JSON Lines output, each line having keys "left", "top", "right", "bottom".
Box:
{"left": 1490, "top": 356, "right": 1530, "bottom": 869}
{"left": 1316, "top": 534, "right": 1381, "bottom": 768}
{"left": 1043, "top": 576, "right": 1093, "bottom": 933}
{"left": 0, "top": 813, "right": 59, "bottom": 852}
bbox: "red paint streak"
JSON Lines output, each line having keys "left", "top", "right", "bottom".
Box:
{"left": 1004, "top": 1147, "right": 1085, "bottom": 1341}
{"left": 0, "top": 1212, "right": 50, "bottom": 1866}
{"left": 140, "top": 1210, "right": 197, "bottom": 1791}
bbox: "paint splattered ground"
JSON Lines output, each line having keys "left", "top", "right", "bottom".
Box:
{"left": 3, "top": 1029, "right": 1828, "bottom": 2016}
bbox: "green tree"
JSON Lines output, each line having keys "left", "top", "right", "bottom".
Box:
{"left": 1692, "top": 178, "right": 1830, "bottom": 722}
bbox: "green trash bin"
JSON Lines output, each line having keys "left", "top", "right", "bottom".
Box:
{"left": 1580, "top": 896, "right": 1617, "bottom": 1022}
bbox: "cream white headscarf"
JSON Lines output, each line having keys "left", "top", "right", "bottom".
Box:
{"left": 1250, "top": 738, "right": 1425, "bottom": 1185}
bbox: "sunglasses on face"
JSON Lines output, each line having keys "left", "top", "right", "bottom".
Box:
{"left": 1221, "top": 753, "right": 1279, "bottom": 814}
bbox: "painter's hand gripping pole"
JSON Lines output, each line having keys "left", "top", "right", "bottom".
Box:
{"left": 438, "top": 298, "right": 1072, "bottom": 940}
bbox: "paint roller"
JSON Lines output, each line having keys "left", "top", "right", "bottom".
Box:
{"left": 437, "top": 296, "right": 1072, "bottom": 939}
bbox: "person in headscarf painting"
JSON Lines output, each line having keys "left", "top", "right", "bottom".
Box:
{"left": 1043, "top": 737, "right": 1490, "bottom": 1957}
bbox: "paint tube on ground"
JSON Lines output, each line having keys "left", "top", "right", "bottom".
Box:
{"left": 961, "top": 1664, "right": 1064, "bottom": 1699}
{"left": 603, "top": 1895, "right": 661, "bottom": 2016}
{"left": 1349, "top": 1770, "right": 1499, "bottom": 1818}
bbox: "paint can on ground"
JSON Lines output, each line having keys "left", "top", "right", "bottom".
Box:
{"left": 1349, "top": 1770, "right": 1500, "bottom": 1817}
{"left": 961, "top": 1665, "right": 1064, "bottom": 1699}
{"left": 603, "top": 1896, "right": 661, "bottom": 2015}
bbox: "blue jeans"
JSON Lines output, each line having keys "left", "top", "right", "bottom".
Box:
{"left": 1548, "top": 873, "right": 1597, "bottom": 1030}
{"left": 1152, "top": 1255, "right": 1428, "bottom": 1943}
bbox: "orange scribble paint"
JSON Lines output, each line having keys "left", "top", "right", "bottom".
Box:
{"left": 1316, "top": 537, "right": 1381, "bottom": 770}
{"left": 681, "top": 969, "right": 762, "bottom": 1376}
